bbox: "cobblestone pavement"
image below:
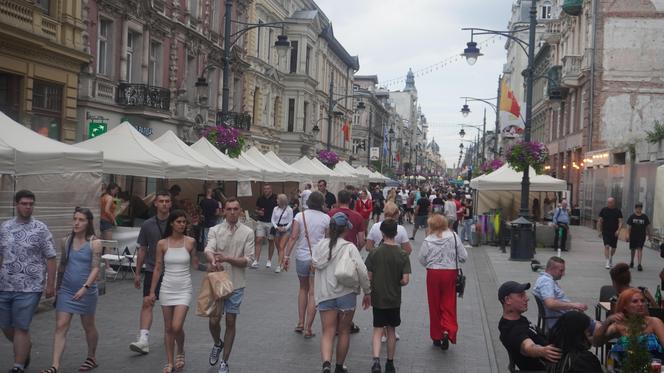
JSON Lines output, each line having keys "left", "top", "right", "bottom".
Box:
{"left": 6, "top": 223, "right": 645, "bottom": 373}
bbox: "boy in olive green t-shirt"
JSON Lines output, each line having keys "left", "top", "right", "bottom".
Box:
{"left": 365, "top": 219, "right": 411, "bottom": 373}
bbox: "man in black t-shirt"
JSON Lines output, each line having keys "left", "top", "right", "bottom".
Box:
{"left": 498, "top": 281, "right": 560, "bottom": 371}
{"left": 199, "top": 188, "right": 221, "bottom": 246}
{"left": 254, "top": 184, "right": 278, "bottom": 269}
{"left": 626, "top": 202, "right": 651, "bottom": 271}
{"left": 598, "top": 197, "right": 623, "bottom": 269}
{"left": 410, "top": 192, "right": 431, "bottom": 240}
{"left": 371, "top": 185, "right": 385, "bottom": 222}
{"left": 317, "top": 179, "right": 336, "bottom": 213}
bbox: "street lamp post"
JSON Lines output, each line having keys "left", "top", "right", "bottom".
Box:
{"left": 458, "top": 123, "right": 485, "bottom": 164}
{"left": 461, "top": 0, "right": 538, "bottom": 260}
{"left": 460, "top": 96, "right": 498, "bottom": 157}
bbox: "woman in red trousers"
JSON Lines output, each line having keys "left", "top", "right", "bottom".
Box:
{"left": 354, "top": 189, "right": 373, "bottom": 230}
{"left": 417, "top": 214, "right": 468, "bottom": 350}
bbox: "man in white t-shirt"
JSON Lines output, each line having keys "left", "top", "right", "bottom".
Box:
{"left": 366, "top": 202, "right": 412, "bottom": 254}
{"left": 444, "top": 195, "right": 457, "bottom": 227}
{"left": 300, "top": 184, "right": 312, "bottom": 210}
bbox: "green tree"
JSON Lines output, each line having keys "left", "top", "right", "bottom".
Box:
{"left": 621, "top": 314, "right": 651, "bottom": 373}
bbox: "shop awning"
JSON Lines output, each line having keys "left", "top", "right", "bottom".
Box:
{"left": 243, "top": 148, "right": 303, "bottom": 182}
{"left": 0, "top": 111, "right": 102, "bottom": 175}
{"left": 77, "top": 122, "right": 207, "bottom": 179}
{"left": 153, "top": 131, "right": 238, "bottom": 180}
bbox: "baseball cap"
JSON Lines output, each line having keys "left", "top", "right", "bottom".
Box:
{"left": 498, "top": 281, "right": 530, "bottom": 304}
{"left": 331, "top": 212, "right": 353, "bottom": 230}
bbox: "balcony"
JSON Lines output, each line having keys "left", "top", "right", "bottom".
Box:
{"left": 0, "top": 1, "right": 60, "bottom": 42}
{"left": 561, "top": 55, "right": 583, "bottom": 87}
{"left": 546, "top": 65, "right": 568, "bottom": 100}
{"left": 116, "top": 83, "right": 171, "bottom": 111}
{"left": 216, "top": 111, "right": 252, "bottom": 131}
{"left": 543, "top": 20, "right": 561, "bottom": 44}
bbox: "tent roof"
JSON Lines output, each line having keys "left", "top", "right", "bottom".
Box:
{"left": 243, "top": 147, "right": 302, "bottom": 181}
{"left": 336, "top": 161, "right": 368, "bottom": 184}
{"left": 153, "top": 131, "right": 238, "bottom": 180}
{"left": 0, "top": 111, "right": 102, "bottom": 175}
{"left": 237, "top": 151, "right": 284, "bottom": 182}
{"left": 190, "top": 138, "right": 261, "bottom": 181}
{"left": 77, "top": 122, "right": 206, "bottom": 179}
{"left": 309, "top": 158, "right": 344, "bottom": 179}
{"left": 264, "top": 151, "right": 310, "bottom": 181}
{"left": 469, "top": 164, "right": 567, "bottom": 191}
{"left": 291, "top": 157, "right": 327, "bottom": 180}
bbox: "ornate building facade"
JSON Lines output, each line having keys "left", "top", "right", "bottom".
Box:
{"left": 0, "top": 0, "right": 89, "bottom": 142}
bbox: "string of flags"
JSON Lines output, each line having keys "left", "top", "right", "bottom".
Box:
{"left": 378, "top": 35, "right": 500, "bottom": 89}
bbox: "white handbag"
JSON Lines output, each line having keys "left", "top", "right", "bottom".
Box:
{"left": 334, "top": 244, "right": 359, "bottom": 288}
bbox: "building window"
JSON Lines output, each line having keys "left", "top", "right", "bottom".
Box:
{"left": 126, "top": 31, "right": 136, "bottom": 82}
{"left": 149, "top": 41, "right": 162, "bottom": 86}
{"left": 189, "top": 0, "right": 199, "bottom": 19}
{"left": 540, "top": 1, "right": 552, "bottom": 19}
{"left": 35, "top": 0, "right": 50, "bottom": 15}
{"left": 0, "top": 73, "right": 21, "bottom": 121}
{"left": 31, "top": 80, "right": 63, "bottom": 140}
{"left": 256, "top": 20, "right": 263, "bottom": 58}
{"left": 289, "top": 41, "right": 298, "bottom": 74}
{"left": 210, "top": 0, "right": 219, "bottom": 32}
{"left": 287, "top": 98, "right": 295, "bottom": 132}
{"left": 303, "top": 101, "right": 309, "bottom": 133}
{"left": 97, "top": 19, "right": 112, "bottom": 76}
{"left": 305, "top": 45, "right": 312, "bottom": 75}
{"left": 268, "top": 29, "right": 273, "bottom": 64}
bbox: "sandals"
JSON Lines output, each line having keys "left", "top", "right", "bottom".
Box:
{"left": 304, "top": 330, "right": 316, "bottom": 339}
{"left": 175, "top": 353, "right": 185, "bottom": 371}
{"left": 79, "top": 357, "right": 98, "bottom": 371}
{"left": 163, "top": 363, "right": 173, "bottom": 373}
{"left": 40, "top": 368, "right": 57, "bottom": 373}
{"left": 294, "top": 324, "right": 304, "bottom": 334}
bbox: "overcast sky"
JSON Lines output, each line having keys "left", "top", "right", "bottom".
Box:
{"left": 315, "top": 0, "right": 515, "bottom": 168}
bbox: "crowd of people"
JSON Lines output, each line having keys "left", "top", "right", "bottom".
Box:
{"left": 2, "top": 182, "right": 662, "bottom": 373}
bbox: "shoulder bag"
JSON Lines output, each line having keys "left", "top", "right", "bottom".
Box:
{"left": 334, "top": 243, "right": 359, "bottom": 288}
{"left": 453, "top": 232, "right": 466, "bottom": 298}
{"left": 301, "top": 210, "right": 314, "bottom": 274}
{"left": 270, "top": 207, "right": 286, "bottom": 236}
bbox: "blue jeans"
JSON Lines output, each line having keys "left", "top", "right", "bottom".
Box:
{"left": 462, "top": 218, "right": 473, "bottom": 242}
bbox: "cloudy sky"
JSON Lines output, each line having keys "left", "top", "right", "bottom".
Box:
{"left": 315, "top": 0, "right": 515, "bottom": 168}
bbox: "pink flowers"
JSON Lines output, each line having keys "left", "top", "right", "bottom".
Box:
{"left": 201, "top": 124, "right": 245, "bottom": 158}
{"left": 480, "top": 159, "right": 505, "bottom": 174}
{"left": 317, "top": 150, "right": 339, "bottom": 167}
{"left": 506, "top": 141, "right": 549, "bottom": 173}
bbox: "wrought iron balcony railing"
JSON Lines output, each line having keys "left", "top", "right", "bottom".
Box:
{"left": 116, "top": 83, "right": 171, "bottom": 111}
{"left": 216, "top": 111, "right": 252, "bottom": 131}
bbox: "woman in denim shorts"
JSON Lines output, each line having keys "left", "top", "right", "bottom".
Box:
{"left": 271, "top": 194, "right": 293, "bottom": 274}
{"left": 312, "top": 212, "right": 371, "bottom": 373}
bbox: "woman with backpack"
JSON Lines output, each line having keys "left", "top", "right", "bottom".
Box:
{"left": 312, "top": 212, "right": 371, "bottom": 373}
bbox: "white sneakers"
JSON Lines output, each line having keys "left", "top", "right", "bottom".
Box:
{"left": 218, "top": 361, "right": 230, "bottom": 373}
{"left": 129, "top": 339, "right": 149, "bottom": 354}
{"left": 605, "top": 257, "right": 613, "bottom": 269}
{"left": 266, "top": 260, "right": 272, "bottom": 269}
{"left": 275, "top": 266, "right": 282, "bottom": 273}
{"left": 250, "top": 260, "right": 258, "bottom": 269}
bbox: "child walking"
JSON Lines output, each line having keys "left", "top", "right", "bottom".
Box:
{"left": 365, "top": 220, "right": 411, "bottom": 373}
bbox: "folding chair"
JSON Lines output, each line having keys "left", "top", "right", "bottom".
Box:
{"left": 99, "top": 239, "right": 121, "bottom": 280}
{"left": 119, "top": 246, "right": 138, "bottom": 280}
{"left": 534, "top": 295, "right": 557, "bottom": 336}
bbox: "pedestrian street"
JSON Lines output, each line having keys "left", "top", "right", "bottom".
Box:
{"left": 0, "top": 222, "right": 499, "bottom": 373}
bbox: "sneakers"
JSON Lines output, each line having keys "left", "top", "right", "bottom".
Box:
{"left": 322, "top": 361, "right": 332, "bottom": 373}
{"left": 350, "top": 323, "right": 360, "bottom": 334}
{"left": 209, "top": 341, "right": 224, "bottom": 366}
{"left": 638, "top": 264, "right": 643, "bottom": 271}
{"left": 381, "top": 335, "right": 387, "bottom": 343}
{"left": 609, "top": 257, "right": 613, "bottom": 267}
{"left": 630, "top": 261, "right": 634, "bottom": 268}
{"left": 371, "top": 359, "right": 382, "bottom": 373}
{"left": 605, "top": 259, "right": 611, "bottom": 269}
{"left": 274, "top": 266, "right": 282, "bottom": 273}
{"left": 250, "top": 260, "right": 258, "bottom": 269}
{"left": 385, "top": 360, "right": 396, "bottom": 373}
{"left": 441, "top": 331, "right": 450, "bottom": 350}
{"left": 266, "top": 260, "right": 272, "bottom": 269}
{"left": 10, "top": 368, "right": 24, "bottom": 373}
{"left": 334, "top": 364, "right": 348, "bottom": 373}
{"left": 218, "top": 361, "right": 229, "bottom": 373}
{"left": 129, "top": 339, "right": 149, "bottom": 354}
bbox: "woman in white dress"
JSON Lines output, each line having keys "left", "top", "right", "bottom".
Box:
{"left": 149, "top": 210, "right": 198, "bottom": 373}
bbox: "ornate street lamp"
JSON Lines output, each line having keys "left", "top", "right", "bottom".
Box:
{"left": 312, "top": 124, "right": 320, "bottom": 136}
{"left": 459, "top": 128, "right": 466, "bottom": 138}
{"left": 461, "top": 40, "right": 483, "bottom": 66}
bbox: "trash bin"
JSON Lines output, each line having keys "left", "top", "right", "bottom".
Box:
{"left": 570, "top": 208, "right": 581, "bottom": 226}
{"left": 510, "top": 216, "right": 535, "bottom": 261}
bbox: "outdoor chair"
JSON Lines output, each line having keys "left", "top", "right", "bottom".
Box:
{"left": 595, "top": 285, "right": 616, "bottom": 320}
{"left": 507, "top": 351, "right": 545, "bottom": 372}
{"left": 649, "top": 308, "right": 664, "bottom": 323}
{"left": 534, "top": 295, "right": 557, "bottom": 336}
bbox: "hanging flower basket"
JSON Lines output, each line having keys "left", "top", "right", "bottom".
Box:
{"left": 317, "top": 150, "right": 339, "bottom": 168}
{"left": 506, "top": 141, "right": 549, "bottom": 174}
{"left": 480, "top": 159, "right": 505, "bottom": 174}
{"left": 201, "top": 124, "right": 245, "bottom": 158}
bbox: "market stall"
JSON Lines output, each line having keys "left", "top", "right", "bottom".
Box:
{"left": 335, "top": 161, "right": 368, "bottom": 186}
{"left": 469, "top": 164, "right": 567, "bottom": 220}
{"left": 0, "top": 111, "right": 103, "bottom": 240}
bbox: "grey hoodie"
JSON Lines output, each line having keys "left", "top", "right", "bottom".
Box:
{"left": 418, "top": 231, "right": 468, "bottom": 270}
{"left": 312, "top": 237, "right": 371, "bottom": 305}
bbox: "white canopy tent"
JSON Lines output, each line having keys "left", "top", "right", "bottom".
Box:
{"left": 469, "top": 164, "right": 567, "bottom": 220}
{"left": 356, "top": 166, "right": 383, "bottom": 183}
{"left": 153, "top": 131, "right": 238, "bottom": 180}
{"left": 244, "top": 147, "right": 301, "bottom": 182}
{"left": 0, "top": 111, "right": 103, "bottom": 239}
{"left": 308, "top": 158, "right": 348, "bottom": 193}
{"left": 335, "top": 161, "right": 368, "bottom": 185}
{"left": 291, "top": 157, "right": 328, "bottom": 182}
{"left": 77, "top": 122, "right": 207, "bottom": 179}
{"left": 263, "top": 151, "right": 310, "bottom": 184}
{"left": 237, "top": 150, "right": 284, "bottom": 182}
{"left": 190, "top": 138, "right": 262, "bottom": 181}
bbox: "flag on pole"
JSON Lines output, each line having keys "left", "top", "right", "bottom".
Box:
{"left": 499, "top": 79, "right": 524, "bottom": 138}
{"left": 342, "top": 122, "right": 350, "bottom": 141}
{"left": 382, "top": 125, "right": 389, "bottom": 156}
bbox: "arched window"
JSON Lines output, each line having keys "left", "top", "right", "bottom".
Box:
{"left": 540, "top": 1, "right": 553, "bottom": 19}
